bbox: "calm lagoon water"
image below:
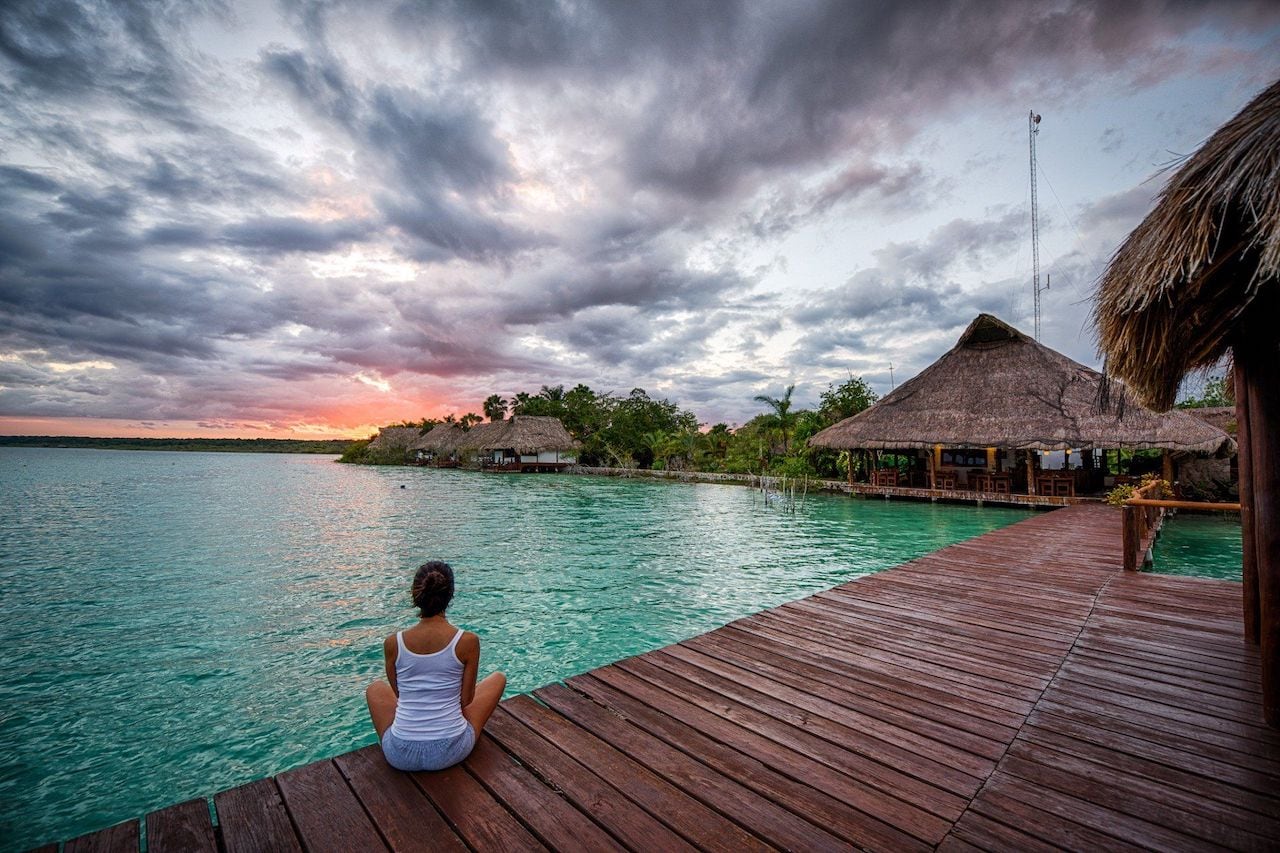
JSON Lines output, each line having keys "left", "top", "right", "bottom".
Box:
{"left": 0, "top": 447, "right": 1038, "bottom": 849}
{"left": 1149, "top": 512, "right": 1243, "bottom": 581}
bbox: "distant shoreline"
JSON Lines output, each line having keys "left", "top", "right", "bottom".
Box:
{"left": 0, "top": 436, "right": 354, "bottom": 454}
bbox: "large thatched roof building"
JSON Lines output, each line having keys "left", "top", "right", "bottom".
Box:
{"left": 809, "top": 314, "right": 1232, "bottom": 455}
{"left": 1093, "top": 77, "right": 1279, "bottom": 725}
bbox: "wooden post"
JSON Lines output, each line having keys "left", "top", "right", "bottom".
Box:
{"left": 1241, "top": 342, "right": 1280, "bottom": 726}
{"left": 1236, "top": 359, "right": 1259, "bottom": 646}
{"left": 1162, "top": 449, "right": 1174, "bottom": 485}
{"left": 1122, "top": 504, "right": 1138, "bottom": 572}
{"left": 1026, "top": 452, "right": 1036, "bottom": 495}
{"left": 928, "top": 448, "right": 936, "bottom": 490}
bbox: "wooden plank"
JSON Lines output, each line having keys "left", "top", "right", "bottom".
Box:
{"left": 145, "top": 798, "right": 216, "bottom": 853}
{"left": 503, "top": 693, "right": 770, "bottom": 853}
{"left": 412, "top": 761, "right": 546, "bottom": 852}
{"left": 1003, "top": 740, "right": 1279, "bottom": 848}
{"left": 484, "top": 705, "right": 693, "bottom": 852}
{"left": 651, "top": 644, "right": 993, "bottom": 783}
{"left": 333, "top": 745, "right": 467, "bottom": 853}
{"left": 535, "top": 682, "right": 848, "bottom": 851}
{"left": 966, "top": 785, "right": 1148, "bottom": 852}
{"left": 1018, "top": 722, "right": 1280, "bottom": 825}
{"left": 463, "top": 734, "right": 625, "bottom": 853}
{"left": 214, "top": 778, "right": 303, "bottom": 853}
{"left": 276, "top": 759, "right": 388, "bottom": 852}
{"left": 569, "top": 670, "right": 932, "bottom": 851}
{"left": 721, "top": 620, "right": 1027, "bottom": 730}
{"left": 63, "top": 820, "right": 138, "bottom": 853}
{"left": 689, "top": 629, "right": 1016, "bottom": 751}
{"left": 604, "top": 658, "right": 951, "bottom": 845}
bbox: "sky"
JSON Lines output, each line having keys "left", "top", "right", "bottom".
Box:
{"left": 1, "top": 1, "right": 1277, "bottom": 439}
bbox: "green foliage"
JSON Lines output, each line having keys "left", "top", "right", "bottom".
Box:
{"left": 753, "top": 384, "right": 796, "bottom": 455}
{"left": 483, "top": 395, "right": 508, "bottom": 422}
{"left": 459, "top": 412, "right": 483, "bottom": 429}
{"left": 1104, "top": 483, "right": 1136, "bottom": 507}
{"left": 1176, "top": 374, "right": 1233, "bottom": 408}
{"left": 819, "top": 376, "right": 878, "bottom": 423}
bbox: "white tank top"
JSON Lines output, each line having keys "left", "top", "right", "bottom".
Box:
{"left": 387, "top": 628, "right": 470, "bottom": 741}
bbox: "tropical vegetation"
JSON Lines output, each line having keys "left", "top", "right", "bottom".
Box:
{"left": 353, "top": 376, "right": 879, "bottom": 477}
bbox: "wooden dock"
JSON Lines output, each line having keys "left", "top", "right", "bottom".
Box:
{"left": 51, "top": 505, "right": 1278, "bottom": 852}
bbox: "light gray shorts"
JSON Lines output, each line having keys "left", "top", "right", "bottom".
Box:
{"left": 381, "top": 726, "right": 476, "bottom": 772}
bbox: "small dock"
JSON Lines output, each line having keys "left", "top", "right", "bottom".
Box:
{"left": 50, "top": 505, "right": 1278, "bottom": 851}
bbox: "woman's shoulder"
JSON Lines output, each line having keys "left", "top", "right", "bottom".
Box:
{"left": 455, "top": 628, "right": 480, "bottom": 654}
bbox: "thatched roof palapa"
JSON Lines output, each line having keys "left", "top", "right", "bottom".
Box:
{"left": 473, "top": 415, "right": 580, "bottom": 454}
{"left": 413, "top": 422, "right": 467, "bottom": 454}
{"left": 1094, "top": 78, "right": 1280, "bottom": 411}
{"left": 367, "top": 426, "right": 422, "bottom": 451}
{"left": 808, "top": 314, "right": 1232, "bottom": 455}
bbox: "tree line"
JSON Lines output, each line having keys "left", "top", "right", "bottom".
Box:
{"left": 350, "top": 376, "right": 878, "bottom": 478}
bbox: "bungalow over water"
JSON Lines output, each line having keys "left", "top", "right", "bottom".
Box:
{"left": 414, "top": 415, "right": 579, "bottom": 472}
{"left": 809, "top": 313, "right": 1233, "bottom": 505}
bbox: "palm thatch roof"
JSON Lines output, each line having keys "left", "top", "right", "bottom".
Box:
{"left": 367, "top": 426, "right": 422, "bottom": 451}
{"left": 1094, "top": 78, "right": 1280, "bottom": 410}
{"left": 413, "top": 422, "right": 467, "bottom": 454}
{"left": 808, "top": 314, "right": 1233, "bottom": 455}
{"left": 471, "top": 415, "right": 580, "bottom": 454}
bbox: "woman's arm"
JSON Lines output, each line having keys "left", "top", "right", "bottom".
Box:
{"left": 383, "top": 634, "right": 399, "bottom": 696}
{"left": 457, "top": 631, "right": 480, "bottom": 707}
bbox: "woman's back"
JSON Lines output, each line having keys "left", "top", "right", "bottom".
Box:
{"left": 388, "top": 627, "right": 470, "bottom": 741}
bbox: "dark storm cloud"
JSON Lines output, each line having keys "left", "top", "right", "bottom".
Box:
{"left": 0, "top": 0, "right": 220, "bottom": 130}
{"left": 260, "top": 46, "right": 541, "bottom": 262}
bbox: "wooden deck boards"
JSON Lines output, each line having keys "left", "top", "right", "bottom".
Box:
{"left": 47, "top": 504, "right": 1279, "bottom": 852}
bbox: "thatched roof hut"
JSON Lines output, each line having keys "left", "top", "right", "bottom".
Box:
{"left": 453, "top": 421, "right": 507, "bottom": 452}
{"left": 1095, "top": 78, "right": 1280, "bottom": 411}
{"left": 367, "top": 426, "right": 422, "bottom": 452}
{"left": 809, "top": 314, "right": 1232, "bottom": 455}
{"left": 474, "top": 415, "right": 580, "bottom": 454}
{"left": 1093, "top": 77, "right": 1280, "bottom": 725}
{"left": 414, "top": 422, "right": 466, "bottom": 455}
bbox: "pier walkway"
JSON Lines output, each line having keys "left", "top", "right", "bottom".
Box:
{"left": 51, "top": 505, "right": 1278, "bottom": 851}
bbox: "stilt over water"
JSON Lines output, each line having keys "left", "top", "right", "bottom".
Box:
{"left": 49, "top": 505, "right": 1279, "bottom": 851}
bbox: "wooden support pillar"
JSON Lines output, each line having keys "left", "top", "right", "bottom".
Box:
{"left": 1026, "top": 452, "right": 1036, "bottom": 495}
{"left": 928, "top": 447, "right": 936, "bottom": 490}
{"left": 1162, "top": 449, "right": 1174, "bottom": 485}
{"left": 1237, "top": 358, "right": 1259, "bottom": 646}
{"left": 1239, "top": 341, "right": 1280, "bottom": 726}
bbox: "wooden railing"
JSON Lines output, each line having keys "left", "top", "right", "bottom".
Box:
{"left": 1121, "top": 479, "right": 1168, "bottom": 572}
{"left": 1122, "top": 479, "right": 1242, "bottom": 571}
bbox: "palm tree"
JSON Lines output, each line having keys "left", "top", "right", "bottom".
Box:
{"left": 483, "top": 394, "right": 508, "bottom": 422}
{"left": 460, "top": 412, "right": 483, "bottom": 429}
{"left": 753, "top": 384, "right": 796, "bottom": 455}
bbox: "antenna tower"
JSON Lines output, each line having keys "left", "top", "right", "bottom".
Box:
{"left": 1028, "top": 110, "right": 1049, "bottom": 341}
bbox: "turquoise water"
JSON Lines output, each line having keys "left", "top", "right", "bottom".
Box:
{"left": 1148, "top": 512, "right": 1243, "bottom": 581}
{"left": 0, "top": 448, "right": 1037, "bottom": 849}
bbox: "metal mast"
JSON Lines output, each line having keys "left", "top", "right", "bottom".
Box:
{"left": 1028, "top": 110, "right": 1048, "bottom": 341}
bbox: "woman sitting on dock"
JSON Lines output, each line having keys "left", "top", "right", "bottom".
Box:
{"left": 365, "top": 561, "right": 506, "bottom": 771}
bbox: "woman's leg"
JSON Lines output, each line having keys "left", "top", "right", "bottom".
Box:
{"left": 365, "top": 680, "right": 398, "bottom": 739}
{"left": 462, "top": 671, "right": 506, "bottom": 739}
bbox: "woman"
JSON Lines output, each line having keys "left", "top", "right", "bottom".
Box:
{"left": 365, "top": 561, "right": 506, "bottom": 771}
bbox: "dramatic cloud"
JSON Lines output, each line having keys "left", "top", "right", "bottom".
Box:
{"left": 1, "top": 0, "right": 1277, "bottom": 435}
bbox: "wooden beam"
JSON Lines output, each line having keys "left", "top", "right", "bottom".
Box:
{"left": 1242, "top": 344, "right": 1280, "bottom": 726}
{"left": 1237, "top": 358, "right": 1259, "bottom": 645}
